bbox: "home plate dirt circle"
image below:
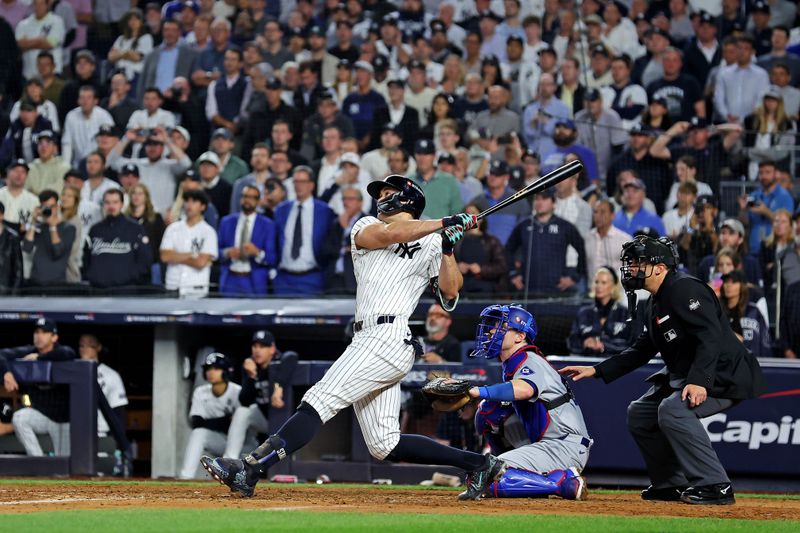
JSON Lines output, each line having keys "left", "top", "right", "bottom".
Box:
{"left": 0, "top": 482, "right": 796, "bottom": 520}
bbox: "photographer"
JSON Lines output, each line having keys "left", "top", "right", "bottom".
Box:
{"left": 162, "top": 77, "right": 209, "bottom": 161}
{"left": 678, "top": 195, "right": 718, "bottom": 276}
{"left": 737, "top": 160, "right": 795, "bottom": 256}
{"left": 21, "top": 190, "right": 76, "bottom": 287}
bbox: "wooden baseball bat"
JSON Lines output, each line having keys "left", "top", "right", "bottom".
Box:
{"left": 477, "top": 159, "right": 584, "bottom": 220}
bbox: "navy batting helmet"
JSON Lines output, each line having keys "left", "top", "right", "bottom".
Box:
{"left": 366, "top": 174, "right": 426, "bottom": 219}
{"left": 202, "top": 352, "right": 232, "bottom": 381}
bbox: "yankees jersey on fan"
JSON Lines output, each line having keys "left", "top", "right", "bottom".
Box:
{"left": 96, "top": 363, "right": 128, "bottom": 435}
{"left": 160, "top": 219, "right": 218, "bottom": 297}
{"left": 350, "top": 216, "right": 442, "bottom": 321}
{"left": 189, "top": 382, "right": 242, "bottom": 421}
{"left": 502, "top": 348, "right": 590, "bottom": 443}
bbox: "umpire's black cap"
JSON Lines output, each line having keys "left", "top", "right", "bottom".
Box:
{"left": 252, "top": 330, "right": 275, "bottom": 346}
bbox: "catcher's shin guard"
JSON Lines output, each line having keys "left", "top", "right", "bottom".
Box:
{"left": 486, "top": 467, "right": 587, "bottom": 500}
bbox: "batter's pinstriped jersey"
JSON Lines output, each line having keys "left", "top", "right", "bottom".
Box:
{"left": 350, "top": 216, "right": 442, "bottom": 321}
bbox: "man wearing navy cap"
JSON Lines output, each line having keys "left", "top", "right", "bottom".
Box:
{"left": 342, "top": 61, "right": 387, "bottom": 151}
{"left": 3, "top": 318, "right": 77, "bottom": 457}
{"left": 540, "top": 119, "right": 600, "bottom": 189}
{"left": 748, "top": 1, "right": 773, "bottom": 56}
{"left": 684, "top": 11, "right": 722, "bottom": 87}
{"left": 468, "top": 159, "right": 530, "bottom": 245}
{"left": 307, "top": 25, "right": 338, "bottom": 86}
{"left": 408, "top": 139, "right": 463, "bottom": 219}
{"left": 223, "top": 331, "right": 299, "bottom": 459}
{"left": 586, "top": 44, "right": 613, "bottom": 89}
{"left": 613, "top": 175, "right": 666, "bottom": 236}
{"left": 26, "top": 131, "right": 70, "bottom": 196}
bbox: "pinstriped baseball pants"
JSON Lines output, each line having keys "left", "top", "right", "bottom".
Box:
{"left": 12, "top": 407, "right": 70, "bottom": 456}
{"left": 302, "top": 319, "right": 415, "bottom": 460}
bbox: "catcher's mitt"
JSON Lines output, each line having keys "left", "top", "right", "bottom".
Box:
{"left": 422, "top": 377, "right": 473, "bottom": 412}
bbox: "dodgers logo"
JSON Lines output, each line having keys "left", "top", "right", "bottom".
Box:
{"left": 519, "top": 367, "right": 534, "bottom": 376}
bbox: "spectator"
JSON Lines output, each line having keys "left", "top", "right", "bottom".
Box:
{"left": 404, "top": 60, "right": 438, "bottom": 128}
{"left": 453, "top": 202, "right": 507, "bottom": 294}
{"left": 586, "top": 43, "right": 614, "bottom": 89}
{"left": 342, "top": 61, "right": 386, "bottom": 151}
{"left": 371, "top": 79, "right": 420, "bottom": 154}
{"left": 10, "top": 79, "right": 60, "bottom": 134}
{"left": 697, "top": 218, "right": 761, "bottom": 286}
{"left": 663, "top": 181, "right": 698, "bottom": 239}
{"left": 770, "top": 63, "right": 800, "bottom": 119}
{"left": 567, "top": 266, "right": 632, "bottom": 355}
{"left": 190, "top": 17, "right": 232, "bottom": 94}
{"left": 521, "top": 73, "right": 570, "bottom": 157}
{"left": 632, "top": 27, "right": 671, "bottom": 88}
{"left": 453, "top": 73, "right": 488, "bottom": 125}
{"left": 160, "top": 189, "right": 218, "bottom": 297}
{"left": 260, "top": 19, "right": 294, "bottom": 70}
{"left": 59, "top": 185, "right": 84, "bottom": 284}
{"left": 269, "top": 119, "right": 307, "bottom": 168}
{"left": 759, "top": 208, "right": 793, "bottom": 305}
{"left": 0, "top": 0, "right": 30, "bottom": 28}
{"left": 601, "top": 0, "right": 639, "bottom": 60}
{"left": 273, "top": 166, "right": 335, "bottom": 295}
{"left": 738, "top": 160, "right": 795, "bottom": 255}
{"left": 318, "top": 152, "right": 371, "bottom": 216}
{"left": 179, "top": 352, "right": 242, "bottom": 479}
{"left": 81, "top": 151, "right": 120, "bottom": 206}
{"left": 306, "top": 25, "right": 338, "bottom": 86}
{"left": 77, "top": 333, "right": 131, "bottom": 475}
{"left": 223, "top": 331, "right": 298, "bottom": 459}
{"left": 107, "top": 8, "right": 153, "bottom": 85}
{"left": 743, "top": 88, "right": 797, "bottom": 181}
{"left": 0, "top": 100, "right": 54, "bottom": 169}
{"left": 243, "top": 73, "right": 302, "bottom": 163}
{"left": 16, "top": 0, "right": 65, "bottom": 80}
{"left": 200, "top": 129, "right": 245, "bottom": 188}
{"left": 602, "top": 55, "right": 647, "bottom": 130}
{"left": 683, "top": 11, "right": 721, "bottom": 87}
{"left": 663, "top": 155, "right": 713, "bottom": 213}
{"left": 138, "top": 19, "right": 197, "bottom": 96}
{"left": 85, "top": 189, "right": 152, "bottom": 288}
{"left": 3, "top": 319, "right": 76, "bottom": 457}
{"left": 421, "top": 94, "right": 459, "bottom": 148}
{"left": 109, "top": 128, "right": 192, "bottom": 214}
{"left": 575, "top": 89, "right": 627, "bottom": 183}
{"left": 473, "top": 85, "right": 519, "bottom": 139}
{"left": 746, "top": 1, "right": 772, "bottom": 55}
{"left": 714, "top": 34, "right": 769, "bottom": 124}
{"left": 329, "top": 20, "right": 360, "bottom": 63}
{"left": 409, "top": 139, "right": 462, "bottom": 219}
{"left": 115, "top": 162, "right": 140, "bottom": 204}
{"left": 101, "top": 74, "right": 138, "bottom": 136}
{"left": 540, "top": 119, "right": 600, "bottom": 189}
{"left": 162, "top": 78, "right": 209, "bottom": 161}
{"left": 0, "top": 201, "right": 23, "bottom": 293}
{"left": 649, "top": 117, "right": 742, "bottom": 194}
{"left": 555, "top": 58, "right": 585, "bottom": 118}
{"left": 124, "top": 183, "right": 166, "bottom": 264}
{"left": 757, "top": 26, "right": 800, "bottom": 86}
{"left": 506, "top": 189, "right": 586, "bottom": 296}
{"left": 58, "top": 50, "right": 106, "bottom": 124}
{"left": 126, "top": 88, "right": 176, "bottom": 156}
{"left": 170, "top": 171, "right": 220, "bottom": 229}
{"left": 554, "top": 171, "right": 592, "bottom": 238}
{"left": 230, "top": 143, "right": 270, "bottom": 215}
{"left": 218, "top": 184, "right": 276, "bottom": 295}
{"left": 361, "top": 124, "right": 406, "bottom": 181}
{"left": 61, "top": 86, "right": 114, "bottom": 167}
{"left": 677, "top": 194, "right": 719, "bottom": 275}
{"left": 37, "top": 52, "right": 66, "bottom": 110}
{"left": 196, "top": 151, "right": 232, "bottom": 219}
{"left": 646, "top": 47, "right": 705, "bottom": 122}
{"left": 293, "top": 61, "right": 326, "bottom": 123}
{"left": 640, "top": 97, "right": 674, "bottom": 133}
{"left": 467, "top": 160, "right": 527, "bottom": 246}
{"left": 612, "top": 177, "right": 666, "bottom": 236}
{"left": 206, "top": 48, "right": 253, "bottom": 134}
{"left": 323, "top": 186, "right": 366, "bottom": 293}
{"left": 719, "top": 270, "right": 772, "bottom": 358}
{"left": 25, "top": 131, "right": 69, "bottom": 196}
{"left": 0, "top": 160, "right": 40, "bottom": 233}
{"left": 584, "top": 198, "right": 632, "bottom": 281}
{"left": 22, "top": 190, "right": 75, "bottom": 286}
{"left": 418, "top": 304, "right": 460, "bottom": 363}
{"left": 719, "top": 0, "right": 746, "bottom": 37}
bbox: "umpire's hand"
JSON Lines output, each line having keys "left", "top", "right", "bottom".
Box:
{"left": 559, "top": 366, "right": 596, "bottom": 381}
{"left": 682, "top": 384, "right": 707, "bottom": 408}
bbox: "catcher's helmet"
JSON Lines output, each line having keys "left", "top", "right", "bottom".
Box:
{"left": 619, "top": 235, "right": 679, "bottom": 291}
{"left": 470, "top": 304, "right": 538, "bottom": 359}
{"left": 202, "top": 352, "right": 231, "bottom": 381}
{"left": 366, "top": 174, "right": 426, "bottom": 219}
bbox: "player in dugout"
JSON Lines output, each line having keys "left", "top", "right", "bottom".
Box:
{"left": 560, "top": 235, "right": 766, "bottom": 505}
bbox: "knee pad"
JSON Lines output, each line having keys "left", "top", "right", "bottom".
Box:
{"left": 488, "top": 467, "right": 563, "bottom": 498}
{"left": 475, "top": 401, "right": 515, "bottom": 455}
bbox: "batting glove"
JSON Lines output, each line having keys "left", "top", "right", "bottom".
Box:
{"left": 442, "top": 213, "right": 478, "bottom": 231}
{"left": 441, "top": 225, "right": 464, "bottom": 255}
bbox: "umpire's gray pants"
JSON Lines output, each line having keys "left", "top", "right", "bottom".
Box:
{"left": 12, "top": 408, "right": 70, "bottom": 456}
{"left": 224, "top": 405, "right": 269, "bottom": 459}
{"left": 627, "top": 390, "right": 734, "bottom": 488}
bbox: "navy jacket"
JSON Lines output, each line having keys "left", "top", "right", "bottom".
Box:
{"left": 567, "top": 300, "right": 633, "bottom": 355}
{"left": 238, "top": 351, "right": 299, "bottom": 419}
{"left": 217, "top": 212, "right": 277, "bottom": 295}
{"left": 727, "top": 302, "right": 772, "bottom": 359}
{"left": 274, "top": 199, "right": 336, "bottom": 268}
{"left": 0, "top": 116, "right": 54, "bottom": 168}
{"left": 85, "top": 215, "right": 153, "bottom": 287}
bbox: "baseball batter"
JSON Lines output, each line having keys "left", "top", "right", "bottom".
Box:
{"left": 467, "top": 304, "right": 591, "bottom": 500}
{"left": 202, "top": 174, "right": 506, "bottom": 499}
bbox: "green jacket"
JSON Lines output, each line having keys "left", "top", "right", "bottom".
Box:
{"left": 219, "top": 155, "right": 250, "bottom": 185}
{"left": 409, "top": 170, "right": 464, "bottom": 219}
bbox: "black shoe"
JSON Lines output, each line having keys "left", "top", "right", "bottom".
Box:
{"left": 641, "top": 485, "right": 684, "bottom": 501}
{"left": 680, "top": 483, "right": 735, "bottom": 505}
{"left": 457, "top": 455, "right": 508, "bottom": 501}
{"left": 200, "top": 456, "right": 261, "bottom": 498}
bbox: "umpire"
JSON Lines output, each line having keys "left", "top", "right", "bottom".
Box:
{"left": 561, "top": 235, "right": 765, "bottom": 505}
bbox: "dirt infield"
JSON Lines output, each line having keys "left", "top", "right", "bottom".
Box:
{"left": 0, "top": 481, "right": 797, "bottom": 520}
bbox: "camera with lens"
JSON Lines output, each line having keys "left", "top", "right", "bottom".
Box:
{"left": 172, "top": 86, "right": 183, "bottom": 99}
{"left": 41, "top": 206, "right": 52, "bottom": 219}
{"left": 746, "top": 196, "right": 760, "bottom": 208}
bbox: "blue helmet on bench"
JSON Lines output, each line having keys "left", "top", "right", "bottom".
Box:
{"left": 470, "top": 304, "right": 538, "bottom": 360}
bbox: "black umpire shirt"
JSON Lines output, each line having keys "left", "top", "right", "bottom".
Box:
{"left": 594, "top": 271, "right": 766, "bottom": 400}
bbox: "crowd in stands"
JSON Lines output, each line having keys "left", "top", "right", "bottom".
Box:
{"left": 0, "top": 0, "right": 798, "bottom": 355}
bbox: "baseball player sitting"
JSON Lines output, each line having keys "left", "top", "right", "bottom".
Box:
{"left": 466, "top": 304, "right": 592, "bottom": 500}
{"left": 178, "top": 353, "right": 241, "bottom": 479}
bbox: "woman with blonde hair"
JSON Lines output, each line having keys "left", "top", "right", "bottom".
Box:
{"left": 440, "top": 55, "right": 467, "bottom": 96}
{"left": 759, "top": 208, "right": 794, "bottom": 300}
{"left": 125, "top": 183, "right": 166, "bottom": 258}
{"left": 60, "top": 185, "right": 84, "bottom": 283}
{"left": 744, "top": 89, "right": 797, "bottom": 180}
{"left": 567, "top": 266, "right": 632, "bottom": 355}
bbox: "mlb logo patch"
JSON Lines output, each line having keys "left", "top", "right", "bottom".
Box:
{"left": 520, "top": 367, "right": 534, "bottom": 376}
{"left": 689, "top": 299, "right": 700, "bottom": 311}
{"left": 664, "top": 329, "right": 678, "bottom": 342}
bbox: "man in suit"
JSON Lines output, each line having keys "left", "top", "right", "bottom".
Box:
{"left": 138, "top": 20, "right": 198, "bottom": 100}
{"left": 218, "top": 184, "right": 277, "bottom": 296}
{"left": 370, "top": 79, "right": 419, "bottom": 154}
{"left": 323, "top": 186, "right": 366, "bottom": 293}
{"left": 273, "top": 166, "right": 335, "bottom": 295}
{"left": 561, "top": 236, "right": 766, "bottom": 505}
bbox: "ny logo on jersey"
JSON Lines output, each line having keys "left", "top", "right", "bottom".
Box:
{"left": 394, "top": 242, "right": 422, "bottom": 259}
{"left": 191, "top": 237, "right": 205, "bottom": 255}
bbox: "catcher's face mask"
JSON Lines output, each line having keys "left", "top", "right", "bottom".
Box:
{"left": 471, "top": 305, "right": 536, "bottom": 359}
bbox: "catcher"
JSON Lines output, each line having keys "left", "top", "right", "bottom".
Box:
{"left": 423, "top": 304, "right": 592, "bottom": 500}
